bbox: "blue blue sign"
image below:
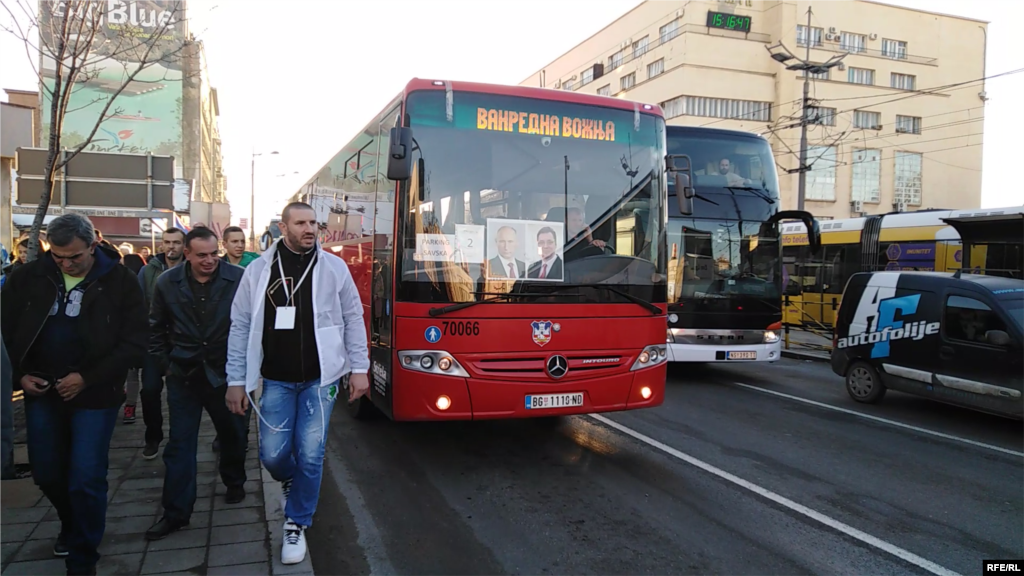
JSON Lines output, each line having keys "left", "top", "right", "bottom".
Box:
{"left": 424, "top": 326, "right": 442, "bottom": 344}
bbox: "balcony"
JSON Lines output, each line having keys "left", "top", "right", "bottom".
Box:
{"left": 797, "top": 40, "right": 937, "bottom": 66}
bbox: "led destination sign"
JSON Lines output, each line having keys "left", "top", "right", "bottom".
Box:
{"left": 476, "top": 108, "right": 617, "bottom": 142}
{"left": 706, "top": 11, "right": 752, "bottom": 33}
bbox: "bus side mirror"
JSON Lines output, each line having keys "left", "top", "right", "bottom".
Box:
{"left": 770, "top": 210, "right": 821, "bottom": 255}
{"left": 666, "top": 154, "right": 695, "bottom": 216}
{"left": 387, "top": 127, "right": 414, "bottom": 181}
{"left": 986, "top": 329, "right": 1010, "bottom": 347}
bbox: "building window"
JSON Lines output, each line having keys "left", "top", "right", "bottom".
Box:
{"left": 648, "top": 59, "right": 664, "bottom": 79}
{"left": 851, "top": 148, "right": 881, "bottom": 203}
{"left": 894, "top": 151, "right": 923, "bottom": 205}
{"left": 806, "top": 146, "right": 837, "bottom": 201}
{"left": 797, "top": 25, "right": 823, "bottom": 47}
{"left": 633, "top": 36, "right": 649, "bottom": 59}
{"left": 882, "top": 39, "right": 908, "bottom": 60}
{"left": 660, "top": 20, "right": 680, "bottom": 43}
{"left": 803, "top": 66, "right": 829, "bottom": 80}
{"left": 854, "top": 110, "right": 881, "bottom": 129}
{"left": 840, "top": 32, "right": 866, "bottom": 53}
{"left": 608, "top": 49, "right": 624, "bottom": 71}
{"left": 677, "top": 95, "right": 771, "bottom": 122}
{"left": 597, "top": 84, "right": 611, "bottom": 96}
{"left": 848, "top": 67, "right": 874, "bottom": 85}
{"left": 806, "top": 106, "right": 836, "bottom": 126}
{"left": 891, "top": 72, "right": 916, "bottom": 90}
{"left": 562, "top": 79, "right": 574, "bottom": 91}
{"left": 661, "top": 96, "right": 684, "bottom": 119}
{"left": 581, "top": 69, "right": 594, "bottom": 87}
{"left": 620, "top": 73, "right": 635, "bottom": 91}
{"left": 895, "top": 115, "right": 921, "bottom": 134}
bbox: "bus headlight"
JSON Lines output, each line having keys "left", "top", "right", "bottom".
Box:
{"left": 764, "top": 330, "right": 780, "bottom": 344}
{"left": 631, "top": 344, "right": 668, "bottom": 371}
{"left": 399, "top": 351, "right": 470, "bottom": 377}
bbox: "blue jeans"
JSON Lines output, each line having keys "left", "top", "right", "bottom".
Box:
{"left": 25, "top": 398, "right": 118, "bottom": 574}
{"left": 1, "top": 335, "right": 13, "bottom": 479}
{"left": 141, "top": 353, "right": 165, "bottom": 445}
{"left": 162, "top": 376, "right": 247, "bottom": 523}
{"left": 259, "top": 377, "right": 340, "bottom": 527}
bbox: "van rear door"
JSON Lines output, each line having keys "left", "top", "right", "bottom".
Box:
{"left": 936, "top": 292, "right": 1023, "bottom": 416}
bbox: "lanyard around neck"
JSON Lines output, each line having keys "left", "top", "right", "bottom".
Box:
{"left": 276, "top": 247, "right": 315, "bottom": 307}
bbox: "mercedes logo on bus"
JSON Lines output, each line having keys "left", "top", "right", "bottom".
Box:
{"left": 546, "top": 355, "right": 568, "bottom": 379}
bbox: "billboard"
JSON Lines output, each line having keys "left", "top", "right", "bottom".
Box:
{"left": 39, "top": 1, "right": 187, "bottom": 173}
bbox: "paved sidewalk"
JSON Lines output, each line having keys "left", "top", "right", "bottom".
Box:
{"left": 0, "top": 393, "right": 314, "bottom": 576}
{"left": 781, "top": 327, "right": 832, "bottom": 362}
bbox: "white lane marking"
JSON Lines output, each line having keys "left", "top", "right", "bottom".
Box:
{"left": 324, "top": 442, "right": 396, "bottom": 576}
{"left": 730, "top": 381, "right": 1024, "bottom": 459}
{"left": 588, "top": 413, "right": 964, "bottom": 576}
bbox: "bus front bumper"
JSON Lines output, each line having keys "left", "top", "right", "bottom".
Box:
{"left": 390, "top": 366, "right": 666, "bottom": 421}
{"left": 666, "top": 340, "right": 781, "bottom": 363}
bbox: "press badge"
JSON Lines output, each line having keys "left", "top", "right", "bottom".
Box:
{"left": 275, "top": 306, "right": 296, "bottom": 330}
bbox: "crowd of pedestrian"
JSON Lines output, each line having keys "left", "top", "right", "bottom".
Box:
{"left": 0, "top": 203, "right": 370, "bottom": 575}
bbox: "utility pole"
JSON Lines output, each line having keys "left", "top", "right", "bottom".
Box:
{"left": 795, "top": 7, "right": 813, "bottom": 212}
{"left": 250, "top": 150, "right": 279, "bottom": 251}
{"left": 765, "top": 7, "right": 845, "bottom": 212}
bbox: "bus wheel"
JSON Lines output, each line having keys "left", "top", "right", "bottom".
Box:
{"left": 347, "top": 396, "right": 379, "bottom": 420}
{"left": 845, "top": 361, "right": 886, "bottom": 404}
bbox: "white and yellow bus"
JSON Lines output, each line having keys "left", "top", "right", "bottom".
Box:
{"left": 781, "top": 205, "right": 1024, "bottom": 327}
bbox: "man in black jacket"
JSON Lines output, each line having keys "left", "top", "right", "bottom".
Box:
{"left": 0, "top": 214, "right": 146, "bottom": 576}
{"left": 145, "top": 227, "right": 248, "bottom": 541}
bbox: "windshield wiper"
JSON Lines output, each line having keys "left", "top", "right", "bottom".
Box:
{"left": 725, "top": 186, "right": 775, "bottom": 205}
{"left": 427, "top": 291, "right": 572, "bottom": 317}
{"left": 529, "top": 282, "right": 662, "bottom": 315}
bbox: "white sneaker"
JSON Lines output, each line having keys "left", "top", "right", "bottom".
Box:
{"left": 279, "top": 479, "right": 292, "bottom": 513}
{"left": 281, "top": 519, "right": 306, "bottom": 565}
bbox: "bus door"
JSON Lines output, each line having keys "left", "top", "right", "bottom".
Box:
{"left": 368, "top": 105, "right": 401, "bottom": 419}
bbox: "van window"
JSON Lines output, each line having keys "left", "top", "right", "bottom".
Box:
{"left": 1004, "top": 301, "right": 1023, "bottom": 330}
{"left": 943, "top": 295, "right": 1007, "bottom": 345}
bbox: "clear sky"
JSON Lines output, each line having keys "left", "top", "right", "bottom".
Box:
{"left": 2, "top": 0, "right": 1022, "bottom": 233}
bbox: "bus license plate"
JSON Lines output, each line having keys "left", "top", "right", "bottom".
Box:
{"left": 525, "top": 393, "right": 584, "bottom": 410}
{"left": 727, "top": 351, "right": 757, "bottom": 360}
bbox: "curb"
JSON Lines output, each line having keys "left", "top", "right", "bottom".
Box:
{"left": 781, "top": 349, "right": 831, "bottom": 363}
{"left": 255, "top": 393, "right": 316, "bottom": 576}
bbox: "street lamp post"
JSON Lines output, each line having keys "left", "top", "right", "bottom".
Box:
{"left": 251, "top": 150, "right": 278, "bottom": 251}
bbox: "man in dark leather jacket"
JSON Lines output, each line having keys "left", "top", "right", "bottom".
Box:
{"left": 0, "top": 214, "right": 146, "bottom": 575}
{"left": 144, "top": 227, "right": 248, "bottom": 542}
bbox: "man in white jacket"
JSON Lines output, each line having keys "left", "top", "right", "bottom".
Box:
{"left": 225, "top": 202, "right": 370, "bottom": 565}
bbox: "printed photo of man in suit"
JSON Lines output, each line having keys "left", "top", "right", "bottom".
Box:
{"left": 488, "top": 225, "right": 525, "bottom": 279}
{"left": 527, "top": 226, "right": 563, "bottom": 281}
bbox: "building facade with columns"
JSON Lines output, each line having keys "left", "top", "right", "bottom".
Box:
{"left": 520, "top": 0, "right": 987, "bottom": 219}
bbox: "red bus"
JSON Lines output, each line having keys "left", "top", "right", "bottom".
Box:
{"left": 286, "top": 78, "right": 673, "bottom": 421}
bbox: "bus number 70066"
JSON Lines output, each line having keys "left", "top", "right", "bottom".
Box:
{"left": 441, "top": 321, "right": 480, "bottom": 336}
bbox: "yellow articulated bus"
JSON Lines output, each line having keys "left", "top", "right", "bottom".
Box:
{"left": 781, "top": 205, "right": 1024, "bottom": 327}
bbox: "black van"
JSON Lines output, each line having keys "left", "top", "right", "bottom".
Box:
{"left": 831, "top": 271, "right": 1024, "bottom": 419}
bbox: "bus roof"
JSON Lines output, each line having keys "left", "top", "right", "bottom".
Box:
{"left": 666, "top": 125, "right": 769, "bottom": 142}
{"left": 403, "top": 78, "right": 664, "bottom": 117}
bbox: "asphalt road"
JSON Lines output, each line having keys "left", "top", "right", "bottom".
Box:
{"left": 308, "top": 358, "right": 1023, "bottom": 576}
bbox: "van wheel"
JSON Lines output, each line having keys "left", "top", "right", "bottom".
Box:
{"left": 845, "top": 361, "right": 887, "bottom": 404}
{"left": 347, "top": 396, "right": 379, "bottom": 420}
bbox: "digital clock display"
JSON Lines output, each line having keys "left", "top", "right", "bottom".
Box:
{"left": 706, "top": 11, "right": 752, "bottom": 33}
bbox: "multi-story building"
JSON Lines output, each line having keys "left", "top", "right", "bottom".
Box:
{"left": 521, "top": 0, "right": 987, "bottom": 219}
{"left": 182, "top": 38, "right": 227, "bottom": 205}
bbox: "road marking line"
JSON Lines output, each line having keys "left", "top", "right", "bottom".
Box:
{"left": 588, "top": 413, "right": 963, "bottom": 576}
{"left": 729, "top": 381, "right": 1024, "bottom": 458}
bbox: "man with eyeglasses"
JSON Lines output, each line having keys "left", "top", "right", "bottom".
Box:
{"left": 0, "top": 213, "right": 147, "bottom": 576}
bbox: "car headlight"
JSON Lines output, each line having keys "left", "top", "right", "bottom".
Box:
{"left": 631, "top": 344, "right": 668, "bottom": 371}
{"left": 666, "top": 329, "right": 675, "bottom": 343}
{"left": 764, "top": 330, "right": 780, "bottom": 344}
{"left": 398, "top": 350, "right": 469, "bottom": 377}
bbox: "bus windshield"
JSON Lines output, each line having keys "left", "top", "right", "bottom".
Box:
{"left": 667, "top": 218, "right": 782, "bottom": 304}
{"left": 667, "top": 130, "right": 779, "bottom": 201}
{"left": 396, "top": 90, "right": 666, "bottom": 304}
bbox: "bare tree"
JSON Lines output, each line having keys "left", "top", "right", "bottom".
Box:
{"left": 0, "top": 0, "right": 190, "bottom": 261}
